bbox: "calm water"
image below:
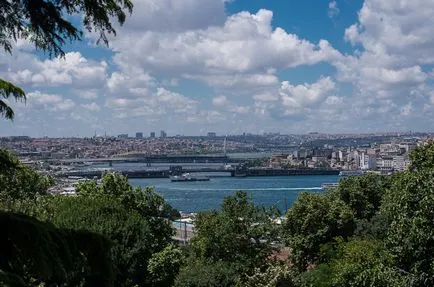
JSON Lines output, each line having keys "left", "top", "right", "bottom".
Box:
{"left": 129, "top": 175, "right": 339, "bottom": 213}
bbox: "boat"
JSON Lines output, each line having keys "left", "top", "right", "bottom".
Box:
{"left": 170, "top": 173, "right": 210, "bottom": 182}
{"left": 321, "top": 183, "right": 339, "bottom": 190}
{"left": 339, "top": 170, "right": 365, "bottom": 177}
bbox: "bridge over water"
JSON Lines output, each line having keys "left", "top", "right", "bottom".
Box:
{"left": 48, "top": 154, "right": 240, "bottom": 166}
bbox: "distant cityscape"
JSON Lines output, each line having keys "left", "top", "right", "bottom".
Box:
{"left": 1, "top": 131, "right": 433, "bottom": 173}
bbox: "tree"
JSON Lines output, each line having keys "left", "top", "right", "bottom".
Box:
{"left": 408, "top": 141, "right": 434, "bottom": 171}
{"left": 0, "top": 152, "right": 54, "bottom": 207}
{"left": 148, "top": 244, "right": 184, "bottom": 287}
{"left": 40, "top": 195, "right": 161, "bottom": 286}
{"left": 302, "top": 239, "right": 414, "bottom": 287}
{"left": 329, "top": 173, "right": 392, "bottom": 221}
{"left": 283, "top": 192, "right": 354, "bottom": 269}
{"left": 76, "top": 172, "right": 178, "bottom": 250}
{"left": 0, "top": 79, "right": 25, "bottom": 120}
{"left": 381, "top": 169, "right": 434, "bottom": 286}
{"left": 243, "top": 262, "right": 299, "bottom": 287}
{"left": 0, "top": 210, "right": 114, "bottom": 286}
{"left": 0, "top": 0, "right": 133, "bottom": 120}
{"left": 174, "top": 259, "right": 238, "bottom": 287}
{"left": 190, "top": 191, "right": 280, "bottom": 271}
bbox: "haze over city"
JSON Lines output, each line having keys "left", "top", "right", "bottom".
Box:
{"left": 1, "top": 0, "right": 434, "bottom": 137}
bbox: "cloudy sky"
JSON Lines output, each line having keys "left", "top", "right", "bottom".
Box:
{"left": 1, "top": 0, "right": 434, "bottom": 137}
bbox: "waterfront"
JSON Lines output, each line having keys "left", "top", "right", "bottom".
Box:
{"left": 129, "top": 175, "right": 339, "bottom": 213}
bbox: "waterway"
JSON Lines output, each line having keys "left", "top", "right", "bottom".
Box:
{"left": 129, "top": 175, "right": 339, "bottom": 213}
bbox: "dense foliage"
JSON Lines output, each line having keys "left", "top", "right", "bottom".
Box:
{"left": 280, "top": 142, "right": 434, "bottom": 286}
{"left": 0, "top": 153, "right": 178, "bottom": 286}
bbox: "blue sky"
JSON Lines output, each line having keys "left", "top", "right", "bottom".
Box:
{"left": 1, "top": 0, "right": 434, "bottom": 137}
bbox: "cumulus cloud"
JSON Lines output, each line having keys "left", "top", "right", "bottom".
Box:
{"left": 81, "top": 102, "right": 101, "bottom": 112}
{"left": 3, "top": 0, "right": 434, "bottom": 135}
{"left": 27, "top": 91, "right": 76, "bottom": 112}
{"left": 111, "top": 9, "right": 341, "bottom": 77}
{"left": 7, "top": 52, "right": 107, "bottom": 88}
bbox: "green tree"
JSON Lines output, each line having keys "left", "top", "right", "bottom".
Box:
{"left": 40, "top": 195, "right": 161, "bottom": 286}
{"left": 0, "top": 149, "right": 19, "bottom": 171}
{"left": 408, "top": 141, "right": 434, "bottom": 171}
{"left": 0, "top": 210, "right": 114, "bottom": 286}
{"left": 302, "top": 239, "right": 414, "bottom": 287}
{"left": 77, "top": 172, "right": 178, "bottom": 249}
{"left": 191, "top": 191, "right": 280, "bottom": 271}
{"left": 283, "top": 192, "right": 354, "bottom": 269}
{"left": 0, "top": 152, "right": 53, "bottom": 207}
{"left": 243, "top": 262, "right": 299, "bottom": 287}
{"left": 0, "top": 0, "right": 133, "bottom": 120}
{"left": 174, "top": 259, "right": 238, "bottom": 287}
{"left": 381, "top": 169, "right": 434, "bottom": 286}
{"left": 329, "top": 173, "right": 392, "bottom": 220}
{"left": 148, "top": 244, "right": 184, "bottom": 287}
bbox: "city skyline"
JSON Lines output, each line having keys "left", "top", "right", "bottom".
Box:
{"left": 2, "top": 0, "right": 434, "bottom": 136}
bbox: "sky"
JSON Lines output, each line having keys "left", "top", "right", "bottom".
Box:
{"left": 1, "top": 0, "right": 434, "bottom": 137}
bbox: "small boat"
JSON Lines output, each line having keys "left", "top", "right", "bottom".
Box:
{"left": 170, "top": 173, "right": 210, "bottom": 182}
{"left": 321, "top": 183, "right": 339, "bottom": 190}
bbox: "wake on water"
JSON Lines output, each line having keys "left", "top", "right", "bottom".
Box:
{"left": 165, "top": 187, "right": 323, "bottom": 191}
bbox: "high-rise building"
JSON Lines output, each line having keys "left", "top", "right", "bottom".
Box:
{"left": 160, "top": 130, "right": 167, "bottom": 138}
{"left": 207, "top": 132, "right": 216, "bottom": 137}
{"left": 136, "top": 132, "right": 143, "bottom": 138}
{"left": 117, "top": 134, "right": 128, "bottom": 139}
{"left": 150, "top": 132, "right": 155, "bottom": 138}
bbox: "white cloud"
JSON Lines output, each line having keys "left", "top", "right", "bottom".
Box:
{"left": 111, "top": 9, "right": 342, "bottom": 77}
{"left": 328, "top": 1, "right": 340, "bottom": 18}
{"left": 212, "top": 95, "right": 229, "bottom": 107}
{"left": 280, "top": 77, "right": 336, "bottom": 109}
{"left": 27, "top": 91, "right": 76, "bottom": 112}
{"left": 7, "top": 52, "right": 107, "bottom": 88}
{"left": 81, "top": 102, "right": 101, "bottom": 111}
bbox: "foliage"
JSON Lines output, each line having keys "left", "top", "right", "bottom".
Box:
{"left": 39, "top": 195, "right": 161, "bottom": 286}
{"left": 148, "top": 244, "right": 184, "bottom": 287}
{"left": 381, "top": 169, "right": 434, "bottom": 286}
{"left": 302, "top": 239, "right": 413, "bottom": 287}
{"left": 0, "top": 149, "right": 19, "bottom": 171}
{"left": 0, "top": 0, "right": 133, "bottom": 56}
{"left": 0, "top": 79, "right": 25, "bottom": 120}
{"left": 191, "top": 191, "right": 280, "bottom": 271}
{"left": 77, "top": 172, "right": 178, "bottom": 251}
{"left": 283, "top": 192, "right": 354, "bottom": 269}
{"left": 0, "top": 159, "right": 53, "bottom": 205}
{"left": 408, "top": 141, "right": 434, "bottom": 171}
{"left": 77, "top": 172, "right": 179, "bottom": 219}
{"left": 174, "top": 259, "right": 238, "bottom": 287}
{"left": 0, "top": 210, "right": 114, "bottom": 286}
{"left": 329, "top": 173, "right": 392, "bottom": 220}
{"left": 242, "top": 262, "right": 299, "bottom": 287}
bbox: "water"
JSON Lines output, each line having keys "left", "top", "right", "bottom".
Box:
{"left": 129, "top": 175, "right": 339, "bottom": 213}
